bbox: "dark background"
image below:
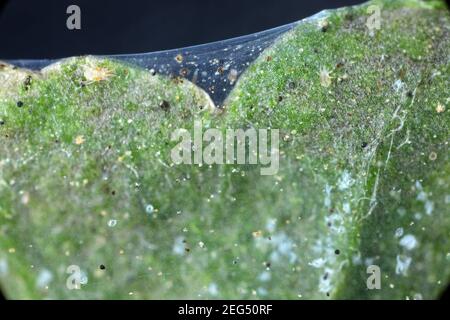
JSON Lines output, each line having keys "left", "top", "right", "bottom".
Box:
{"left": 0, "top": 0, "right": 367, "bottom": 60}
{"left": 0, "top": 0, "right": 449, "bottom": 300}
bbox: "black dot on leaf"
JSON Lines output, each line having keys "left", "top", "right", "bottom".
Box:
{"left": 335, "top": 249, "right": 340, "bottom": 255}
{"left": 99, "top": 264, "right": 106, "bottom": 270}
{"left": 159, "top": 100, "right": 170, "bottom": 112}
{"left": 17, "top": 101, "right": 24, "bottom": 108}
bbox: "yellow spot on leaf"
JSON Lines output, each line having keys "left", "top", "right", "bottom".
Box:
{"left": 252, "top": 230, "right": 263, "bottom": 238}
{"left": 75, "top": 135, "right": 85, "bottom": 145}
{"left": 436, "top": 103, "right": 445, "bottom": 113}
{"left": 83, "top": 62, "right": 115, "bottom": 84}
{"left": 175, "top": 54, "right": 184, "bottom": 64}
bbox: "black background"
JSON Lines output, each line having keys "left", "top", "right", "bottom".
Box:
{"left": 0, "top": 0, "right": 366, "bottom": 59}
